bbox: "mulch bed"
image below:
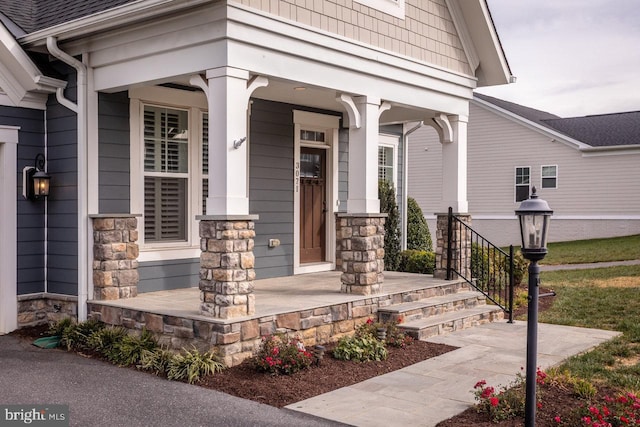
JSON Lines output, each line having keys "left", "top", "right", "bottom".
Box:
{"left": 199, "top": 340, "right": 456, "bottom": 408}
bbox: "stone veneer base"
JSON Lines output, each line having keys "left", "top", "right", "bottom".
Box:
{"left": 87, "top": 281, "right": 468, "bottom": 367}
{"left": 17, "top": 293, "right": 78, "bottom": 328}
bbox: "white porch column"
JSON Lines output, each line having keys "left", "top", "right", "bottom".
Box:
{"left": 0, "top": 127, "right": 19, "bottom": 334}
{"left": 441, "top": 115, "right": 469, "bottom": 213}
{"left": 347, "top": 96, "right": 382, "bottom": 214}
{"left": 205, "top": 67, "right": 251, "bottom": 216}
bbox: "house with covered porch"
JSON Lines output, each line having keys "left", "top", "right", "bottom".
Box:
{"left": 0, "top": 0, "right": 511, "bottom": 363}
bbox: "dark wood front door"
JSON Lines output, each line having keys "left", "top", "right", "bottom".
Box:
{"left": 300, "top": 147, "right": 326, "bottom": 264}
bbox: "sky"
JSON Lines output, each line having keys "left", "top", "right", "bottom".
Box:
{"left": 475, "top": 0, "right": 640, "bottom": 118}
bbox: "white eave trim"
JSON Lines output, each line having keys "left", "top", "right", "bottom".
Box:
{"left": 446, "top": 0, "right": 479, "bottom": 72}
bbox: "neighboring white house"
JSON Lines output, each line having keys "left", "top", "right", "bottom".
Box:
{"left": 408, "top": 93, "right": 640, "bottom": 247}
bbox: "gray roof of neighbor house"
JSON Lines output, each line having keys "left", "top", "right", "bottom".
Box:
{"left": 474, "top": 93, "right": 640, "bottom": 147}
{"left": 1, "top": 0, "right": 137, "bottom": 34}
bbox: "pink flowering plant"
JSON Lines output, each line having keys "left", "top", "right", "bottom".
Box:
{"left": 253, "top": 333, "right": 313, "bottom": 375}
{"left": 472, "top": 368, "right": 547, "bottom": 422}
{"left": 568, "top": 392, "right": 640, "bottom": 426}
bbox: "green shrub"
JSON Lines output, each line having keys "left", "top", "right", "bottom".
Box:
{"left": 357, "top": 318, "right": 413, "bottom": 348}
{"left": 407, "top": 197, "right": 432, "bottom": 251}
{"left": 106, "top": 329, "right": 158, "bottom": 366}
{"left": 399, "top": 250, "right": 435, "bottom": 274}
{"left": 167, "top": 347, "right": 225, "bottom": 384}
{"left": 47, "top": 317, "right": 74, "bottom": 337}
{"left": 253, "top": 334, "right": 313, "bottom": 375}
{"left": 86, "top": 326, "right": 129, "bottom": 355}
{"left": 139, "top": 347, "right": 176, "bottom": 375}
{"left": 379, "top": 179, "right": 401, "bottom": 271}
{"left": 333, "top": 331, "right": 388, "bottom": 362}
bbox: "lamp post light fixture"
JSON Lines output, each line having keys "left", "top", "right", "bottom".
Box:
{"left": 24, "top": 153, "right": 51, "bottom": 200}
{"left": 515, "top": 186, "right": 553, "bottom": 427}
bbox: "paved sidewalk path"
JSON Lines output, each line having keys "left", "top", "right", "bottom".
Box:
{"left": 287, "top": 321, "right": 620, "bottom": 427}
{"left": 540, "top": 259, "right": 640, "bottom": 271}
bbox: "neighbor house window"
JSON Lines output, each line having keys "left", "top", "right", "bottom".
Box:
{"left": 515, "top": 167, "right": 530, "bottom": 202}
{"left": 143, "top": 106, "right": 189, "bottom": 242}
{"left": 541, "top": 165, "right": 557, "bottom": 189}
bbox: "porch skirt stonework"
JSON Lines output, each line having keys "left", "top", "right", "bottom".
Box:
{"left": 91, "top": 215, "right": 140, "bottom": 300}
{"left": 434, "top": 212, "right": 472, "bottom": 280}
{"left": 199, "top": 218, "right": 256, "bottom": 319}
{"left": 336, "top": 213, "right": 386, "bottom": 295}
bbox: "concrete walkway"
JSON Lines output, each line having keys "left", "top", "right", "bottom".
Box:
{"left": 287, "top": 321, "right": 620, "bottom": 427}
{"left": 540, "top": 259, "right": 640, "bottom": 271}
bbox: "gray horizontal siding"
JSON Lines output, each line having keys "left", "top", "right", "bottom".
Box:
{"left": 249, "top": 99, "right": 294, "bottom": 279}
{"left": 46, "top": 63, "right": 78, "bottom": 295}
{"left": 99, "top": 91, "right": 130, "bottom": 213}
{"left": 138, "top": 259, "right": 199, "bottom": 292}
{"left": 0, "top": 105, "right": 46, "bottom": 295}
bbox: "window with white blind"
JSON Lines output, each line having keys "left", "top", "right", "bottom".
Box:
{"left": 378, "top": 134, "right": 399, "bottom": 190}
{"left": 202, "top": 115, "right": 208, "bottom": 214}
{"left": 143, "top": 106, "right": 189, "bottom": 242}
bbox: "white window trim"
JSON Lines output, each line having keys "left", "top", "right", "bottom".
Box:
{"left": 0, "top": 126, "right": 19, "bottom": 334}
{"left": 514, "top": 166, "right": 531, "bottom": 203}
{"left": 293, "top": 110, "right": 340, "bottom": 274}
{"left": 378, "top": 134, "right": 399, "bottom": 192}
{"left": 541, "top": 164, "right": 558, "bottom": 189}
{"left": 130, "top": 87, "right": 208, "bottom": 261}
{"left": 353, "top": 0, "right": 405, "bottom": 20}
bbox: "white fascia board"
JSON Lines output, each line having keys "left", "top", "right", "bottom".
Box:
{"left": 471, "top": 96, "right": 591, "bottom": 151}
{"left": 445, "top": 0, "right": 479, "bottom": 72}
{"left": 580, "top": 145, "right": 640, "bottom": 157}
{"left": 0, "top": 22, "right": 66, "bottom": 107}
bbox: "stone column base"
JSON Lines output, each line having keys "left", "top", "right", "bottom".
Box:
{"left": 198, "top": 215, "right": 258, "bottom": 319}
{"left": 336, "top": 213, "right": 386, "bottom": 295}
{"left": 434, "top": 211, "right": 471, "bottom": 280}
{"left": 90, "top": 215, "right": 140, "bottom": 300}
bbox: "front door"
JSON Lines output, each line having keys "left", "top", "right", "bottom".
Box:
{"left": 299, "top": 147, "right": 326, "bottom": 263}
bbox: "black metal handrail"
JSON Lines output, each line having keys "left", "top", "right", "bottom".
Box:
{"left": 447, "top": 208, "right": 514, "bottom": 322}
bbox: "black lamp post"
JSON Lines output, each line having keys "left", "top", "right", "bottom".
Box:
{"left": 515, "top": 186, "right": 552, "bottom": 427}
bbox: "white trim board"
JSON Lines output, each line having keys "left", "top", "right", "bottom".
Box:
{"left": 0, "top": 126, "right": 19, "bottom": 334}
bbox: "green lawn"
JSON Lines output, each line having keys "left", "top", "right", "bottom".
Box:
{"left": 537, "top": 264, "right": 640, "bottom": 391}
{"left": 541, "top": 234, "right": 640, "bottom": 265}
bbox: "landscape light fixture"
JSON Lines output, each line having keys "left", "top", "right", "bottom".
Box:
{"left": 515, "top": 186, "right": 553, "bottom": 427}
{"left": 23, "top": 153, "right": 51, "bottom": 200}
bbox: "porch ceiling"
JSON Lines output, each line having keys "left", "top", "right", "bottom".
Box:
{"left": 90, "top": 271, "right": 455, "bottom": 324}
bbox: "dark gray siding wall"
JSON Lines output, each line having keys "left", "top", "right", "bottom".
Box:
{"left": 249, "top": 100, "right": 295, "bottom": 279}
{"left": 1, "top": 106, "right": 46, "bottom": 295}
{"left": 98, "top": 91, "right": 130, "bottom": 213}
{"left": 138, "top": 259, "right": 199, "bottom": 292}
{"left": 46, "top": 63, "right": 78, "bottom": 295}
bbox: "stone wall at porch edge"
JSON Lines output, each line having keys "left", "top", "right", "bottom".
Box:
{"left": 17, "top": 294, "right": 78, "bottom": 328}
{"left": 88, "top": 292, "right": 402, "bottom": 367}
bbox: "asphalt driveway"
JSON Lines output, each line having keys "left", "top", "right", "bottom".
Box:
{"left": 0, "top": 335, "right": 344, "bottom": 427}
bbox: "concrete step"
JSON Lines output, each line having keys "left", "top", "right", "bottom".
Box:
{"left": 377, "top": 291, "right": 487, "bottom": 324}
{"left": 399, "top": 305, "right": 505, "bottom": 340}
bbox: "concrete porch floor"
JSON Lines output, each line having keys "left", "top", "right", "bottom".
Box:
{"left": 90, "top": 271, "right": 460, "bottom": 324}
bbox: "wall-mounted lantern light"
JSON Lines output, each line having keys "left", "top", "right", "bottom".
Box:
{"left": 23, "top": 153, "right": 51, "bottom": 200}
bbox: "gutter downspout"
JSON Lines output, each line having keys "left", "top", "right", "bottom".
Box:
{"left": 401, "top": 121, "right": 423, "bottom": 250}
{"left": 46, "top": 36, "right": 89, "bottom": 321}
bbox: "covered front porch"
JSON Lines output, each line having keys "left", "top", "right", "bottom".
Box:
{"left": 87, "top": 271, "right": 470, "bottom": 366}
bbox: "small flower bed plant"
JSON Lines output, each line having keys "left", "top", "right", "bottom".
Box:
{"left": 357, "top": 317, "right": 414, "bottom": 349}
{"left": 253, "top": 333, "right": 313, "bottom": 375}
